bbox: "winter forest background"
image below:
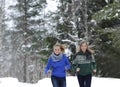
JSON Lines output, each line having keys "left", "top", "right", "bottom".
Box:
{"left": 0, "top": 0, "right": 120, "bottom": 83}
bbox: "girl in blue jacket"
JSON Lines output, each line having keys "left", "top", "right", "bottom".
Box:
{"left": 44, "top": 44, "right": 70, "bottom": 87}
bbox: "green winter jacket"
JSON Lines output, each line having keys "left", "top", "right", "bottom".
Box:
{"left": 72, "top": 51, "right": 96, "bottom": 76}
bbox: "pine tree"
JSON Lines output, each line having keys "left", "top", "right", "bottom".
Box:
{"left": 92, "top": 0, "right": 120, "bottom": 78}
{"left": 9, "top": 0, "right": 47, "bottom": 82}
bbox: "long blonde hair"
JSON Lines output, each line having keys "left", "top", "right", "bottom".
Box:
{"left": 78, "top": 41, "right": 94, "bottom": 54}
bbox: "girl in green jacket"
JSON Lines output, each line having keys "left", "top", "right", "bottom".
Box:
{"left": 72, "top": 41, "right": 96, "bottom": 87}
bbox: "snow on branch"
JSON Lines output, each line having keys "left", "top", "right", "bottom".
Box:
{"left": 62, "top": 39, "right": 75, "bottom": 45}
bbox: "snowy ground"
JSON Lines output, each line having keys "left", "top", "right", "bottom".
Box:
{"left": 0, "top": 76, "right": 120, "bottom": 87}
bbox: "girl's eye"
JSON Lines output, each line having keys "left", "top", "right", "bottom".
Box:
{"left": 55, "top": 49, "right": 60, "bottom": 50}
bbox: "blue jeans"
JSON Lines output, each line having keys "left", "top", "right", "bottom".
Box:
{"left": 77, "top": 74, "right": 92, "bottom": 87}
{"left": 51, "top": 76, "right": 66, "bottom": 87}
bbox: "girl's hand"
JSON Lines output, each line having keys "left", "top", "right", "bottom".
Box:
{"left": 93, "top": 69, "right": 97, "bottom": 73}
{"left": 76, "top": 68, "right": 80, "bottom": 72}
{"left": 47, "top": 70, "right": 51, "bottom": 74}
{"left": 65, "top": 67, "right": 68, "bottom": 70}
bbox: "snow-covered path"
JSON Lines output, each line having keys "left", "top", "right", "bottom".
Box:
{"left": 0, "top": 76, "right": 120, "bottom": 87}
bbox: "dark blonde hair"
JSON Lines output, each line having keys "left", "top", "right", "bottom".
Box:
{"left": 53, "top": 43, "right": 65, "bottom": 53}
{"left": 78, "top": 41, "right": 94, "bottom": 54}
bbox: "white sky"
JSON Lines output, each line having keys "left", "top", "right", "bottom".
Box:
{"left": 45, "top": 0, "right": 58, "bottom": 13}
{"left": 0, "top": 76, "right": 120, "bottom": 87}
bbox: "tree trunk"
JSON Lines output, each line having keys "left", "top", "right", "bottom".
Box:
{"left": 23, "top": 0, "right": 28, "bottom": 82}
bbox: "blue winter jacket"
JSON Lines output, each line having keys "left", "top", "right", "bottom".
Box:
{"left": 44, "top": 54, "right": 70, "bottom": 77}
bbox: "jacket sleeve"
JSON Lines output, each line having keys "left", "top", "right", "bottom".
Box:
{"left": 72, "top": 54, "right": 78, "bottom": 68}
{"left": 70, "top": 54, "right": 78, "bottom": 75}
{"left": 91, "top": 55, "right": 96, "bottom": 70}
{"left": 64, "top": 54, "right": 70, "bottom": 70}
{"left": 44, "top": 57, "right": 52, "bottom": 74}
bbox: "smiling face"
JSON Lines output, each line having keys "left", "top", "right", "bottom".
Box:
{"left": 53, "top": 45, "right": 61, "bottom": 55}
{"left": 80, "top": 42, "right": 88, "bottom": 52}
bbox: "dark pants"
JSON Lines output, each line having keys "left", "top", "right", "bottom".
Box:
{"left": 51, "top": 76, "right": 66, "bottom": 87}
{"left": 77, "top": 74, "right": 92, "bottom": 87}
